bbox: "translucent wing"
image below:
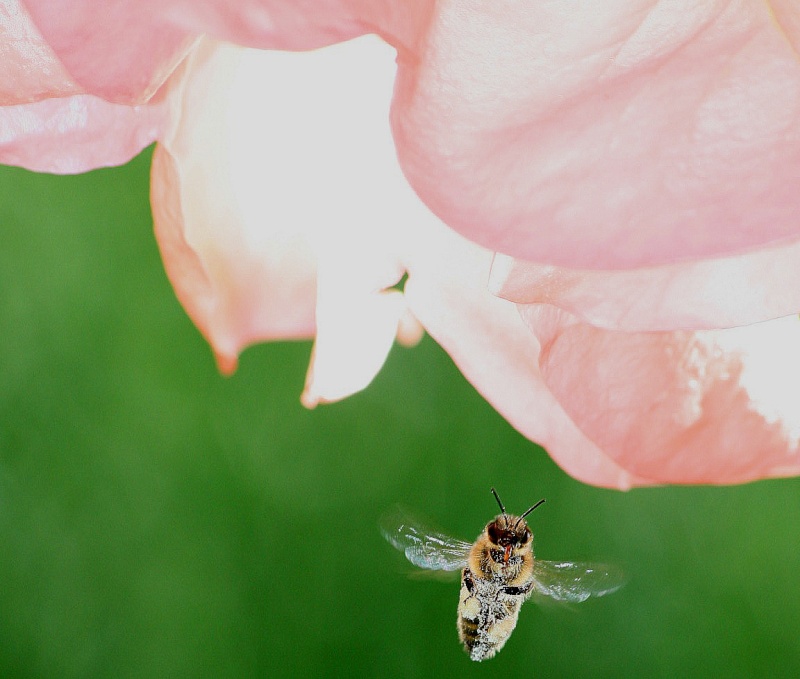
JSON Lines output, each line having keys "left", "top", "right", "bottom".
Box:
{"left": 531, "top": 560, "right": 626, "bottom": 603}
{"left": 380, "top": 506, "right": 472, "bottom": 572}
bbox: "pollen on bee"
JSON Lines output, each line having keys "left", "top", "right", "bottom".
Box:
{"left": 460, "top": 596, "right": 480, "bottom": 620}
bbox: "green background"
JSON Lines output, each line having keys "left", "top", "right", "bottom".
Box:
{"left": 1, "top": 150, "right": 799, "bottom": 678}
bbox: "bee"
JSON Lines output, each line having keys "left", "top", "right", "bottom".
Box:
{"left": 381, "top": 488, "right": 625, "bottom": 662}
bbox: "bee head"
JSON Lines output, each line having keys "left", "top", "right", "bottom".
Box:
{"left": 488, "top": 488, "right": 545, "bottom": 563}
{"left": 486, "top": 518, "right": 532, "bottom": 548}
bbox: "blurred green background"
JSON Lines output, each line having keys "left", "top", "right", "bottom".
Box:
{"left": 1, "top": 149, "right": 800, "bottom": 678}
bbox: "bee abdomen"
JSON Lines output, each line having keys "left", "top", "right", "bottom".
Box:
{"left": 458, "top": 617, "right": 498, "bottom": 662}
{"left": 458, "top": 621, "right": 485, "bottom": 660}
{"left": 457, "top": 593, "right": 522, "bottom": 662}
{"left": 458, "top": 616, "right": 479, "bottom": 643}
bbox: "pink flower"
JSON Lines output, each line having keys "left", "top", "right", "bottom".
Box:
{"left": 4, "top": 1, "right": 800, "bottom": 487}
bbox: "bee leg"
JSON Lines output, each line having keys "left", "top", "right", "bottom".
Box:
{"left": 463, "top": 569, "right": 475, "bottom": 594}
{"left": 502, "top": 582, "right": 533, "bottom": 596}
{"left": 459, "top": 568, "right": 481, "bottom": 625}
{"left": 461, "top": 569, "right": 479, "bottom": 609}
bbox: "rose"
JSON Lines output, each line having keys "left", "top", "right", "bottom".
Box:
{"left": 4, "top": 1, "right": 800, "bottom": 487}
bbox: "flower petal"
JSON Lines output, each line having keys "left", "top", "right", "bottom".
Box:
{"left": 19, "top": 1, "right": 800, "bottom": 270}
{"left": 403, "top": 219, "right": 645, "bottom": 489}
{"left": 527, "top": 307, "right": 800, "bottom": 484}
{"left": 1, "top": 96, "right": 165, "bottom": 173}
{"left": 489, "top": 237, "right": 800, "bottom": 332}
{"left": 13, "top": 1, "right": 800, "bottom": 490}
{"left": 151, "top": 41, "right": 324, "bottom": 373}
{"left": 301, "top": 287, "right": 407, "bottom": 408}
{"left": 391, "top": 1, "right": 800, "bottom": 267}
{"left": 22, "top": 0, "right": 194, "bottom": 103}
{"left": 153, "top": 36, "right": 414, "bottom": 390}
{"left": 1, "top": 0, "right": 79, "bottom": 104}
{"left": 0, "top": 1, "right": 169, "bottom": 172}
{"left": 20, "top": 0, "right": 413, "bottom": 99}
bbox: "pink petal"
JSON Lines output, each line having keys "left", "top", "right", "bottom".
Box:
{"left": 1, "top": 0, "right": 79, "bottom": 103}
{"left": 403, "top": 219, "right": 646, "bottom": 489}
{"left": 391, "top": 2, "right": 800, "bottom": 267}
{"left": 20, "top": 0, "right": 409, "bottom": 100}
{"left": 151, "top": 41, "right": 319, "bottom": 373}
{"left": 19, "top": 2, "right": 800, "bottom": 270}
{"left": 152, "top": 144, "right": 319, "bottom": 376}
{"left": 489, "top": 237, "right": 800, "bottom": 332}
{"left": 528, "top": 307, "right": 800, "bottom": 484}
{"left": 21, "top": 0, "right": 194, "bottom": 103}
{"left": 0, "top": 1, "right": 167, "bottom": 172}
{"left": 0, "top": 96, "right": 165, "bottom": 173}
{"left": 12, "top": 1, "right": 800, "bottom": 490}
{"left": 152, "top": 37, "right": 414, "bottom": 400}
{"left": 301, "top": 288, "right": 407, "bottom": 408}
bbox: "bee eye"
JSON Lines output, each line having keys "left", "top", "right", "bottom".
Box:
{"left": 522, "top": 529, "right": 531, "bottom": 543}
{"left": 488, "top": 523, "right": 501, "bottom": 544}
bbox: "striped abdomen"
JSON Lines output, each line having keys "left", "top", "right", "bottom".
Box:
{"left": 457, "top": 568, "right": 524, "bottom": 662}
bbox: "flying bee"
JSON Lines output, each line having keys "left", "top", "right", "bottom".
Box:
{"left": 381, "top": 488, "right": 625, "bottom": 662}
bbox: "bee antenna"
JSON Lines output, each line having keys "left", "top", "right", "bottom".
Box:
{"left": 490, "top": 487, "right": 508, "bottom": 527}
{"left": 514, "top": 499, "right": 546, "bottom": 529}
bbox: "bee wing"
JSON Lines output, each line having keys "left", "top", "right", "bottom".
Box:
{"left": 380, "top": 506, "right": 472, "bottom": 572}
{"left": 531, "top": 560, "right": 626, "bottom": 603}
